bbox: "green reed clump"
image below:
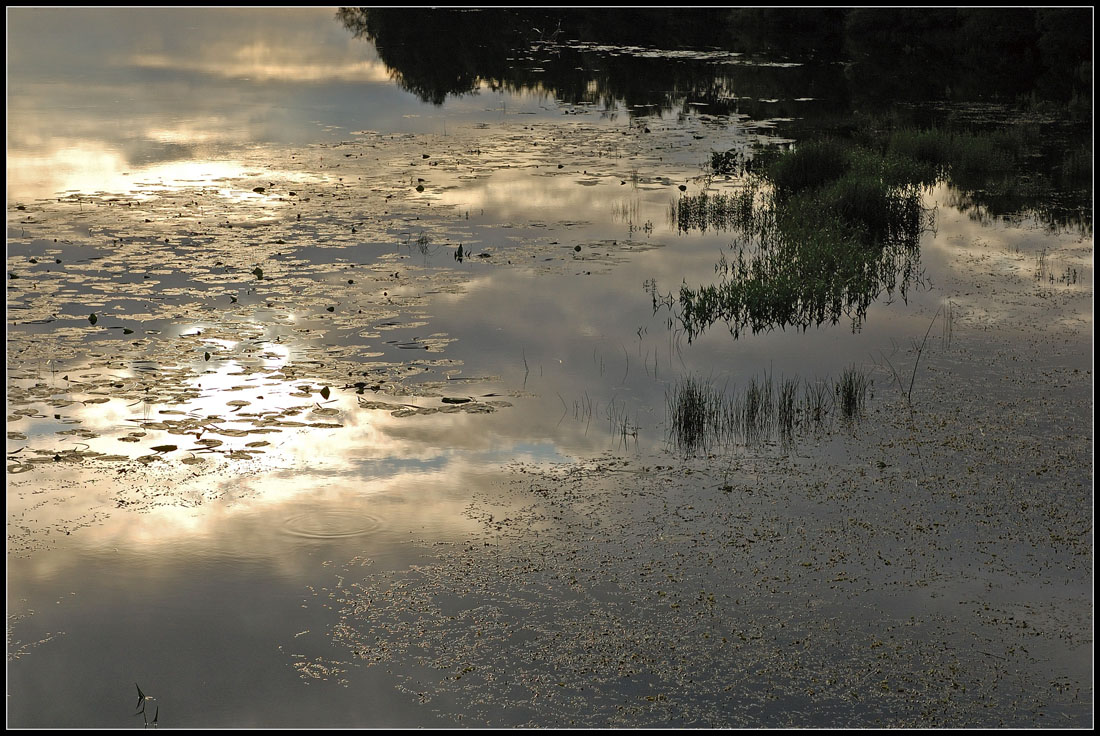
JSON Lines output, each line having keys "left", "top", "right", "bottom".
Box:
{"left": 810, "top": 176, "right": 925, "bottom": 248}
{"left": 947, "top": 133, "right": 1017, "bottom": 187}
{"left": 776, "top": 376, "right": 799, "bottom": 437}
{"left": 767, "top": 139, "right": 852, "bottom": 198}
{"left": 672, "top": 137, "right": 930, "bottom": 342}
{"left": 802, "top": 379, "right": 832, "bottom": 423}
{"left": 886, "top": 128, "right": 955, "bottom": 173}
{"left": 882, "top": 127, "right": 1020, "bottom": 190}
{"left": 670, "top": 182, "right": 761, "bottom": 235}
{"left": 667, "top": 370, "right": 869, "bottom": 452}
{"left": 845, "top": 144, "right": 940, "bottom": 190}
{"left": 738, "top": 373, "right": 774, "bottom": 443}
{"left": 836, "top": 365, "right": 872, "bottom": 419}
{"left": 667, "top": 375, "right": 732, "bottom": 452}
{"left": 677, "top": 187, "right": 924, "bottom": 341}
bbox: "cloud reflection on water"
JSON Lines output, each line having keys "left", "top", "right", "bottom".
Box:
{"left": 6, "top": 7, "right": 571, "bottom": 202}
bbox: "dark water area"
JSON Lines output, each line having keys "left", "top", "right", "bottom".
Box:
{"left": 6, "top": 8, "right": 1093, "bottom": 728}
{"left": 342, "top": 7, "right": 1092, "bottom": 232}
{"left": 346, "top": 8, "right": 1093, "bottom": 109}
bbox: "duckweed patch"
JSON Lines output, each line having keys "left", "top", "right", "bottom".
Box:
{"left": 304, "top": 353, "right": 1092, "bottom": 727}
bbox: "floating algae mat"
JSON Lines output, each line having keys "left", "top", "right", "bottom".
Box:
{"left": 7, "top": 7, "right": 1093, "bottom": 729}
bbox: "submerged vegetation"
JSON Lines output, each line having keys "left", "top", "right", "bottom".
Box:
{"left": 666, "top": 367, "right": 872, "bottom": 452}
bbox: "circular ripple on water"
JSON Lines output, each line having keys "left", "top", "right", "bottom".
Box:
{"left": 281, "top": 509, "right": 382, "bottom": 539}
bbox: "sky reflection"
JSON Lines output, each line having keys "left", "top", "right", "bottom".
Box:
{"left": 6, "top": 7, "right": 565, "bottom": 202}
{"left": 7, "top": 9, "right": 1092, "bottom": 729}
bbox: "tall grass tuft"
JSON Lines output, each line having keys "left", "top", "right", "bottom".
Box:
{"left": 767, "top": 139, "right": 852, "bottom": 198}
{"left": 777, "top": 376, "right": 799, "bottom": 438}
{"left": 667, "top": 370, "right": 870, "bottom": 452}
{"left": 670, "top": 182, "right": 761, "bottom": 235}
{"left": 803, "top": 379, "right": 832, "bottom": 423}
{"left": 667, "top": 375, "right": 729, "bottom": 453}
{"left": 836, "top": 365, "right": 872, "bottom": 419}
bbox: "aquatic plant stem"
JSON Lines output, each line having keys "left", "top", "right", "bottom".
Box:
{"left": 907, "top": 305, "right": 941, "bottom": 406}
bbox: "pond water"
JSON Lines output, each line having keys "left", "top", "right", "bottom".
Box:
{"left": 7, "top": 8, "right": 1093, "bottom": 728}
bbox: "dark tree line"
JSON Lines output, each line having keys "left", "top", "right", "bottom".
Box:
{"left": 339, "top": 7, "right": 1091, "bottom": 108}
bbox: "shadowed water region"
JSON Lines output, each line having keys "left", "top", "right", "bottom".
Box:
{"left": 7, "top": 8, "right": 1094, "bottom": 728}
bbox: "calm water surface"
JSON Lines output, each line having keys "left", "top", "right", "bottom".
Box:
{"left": 7, "top": 8, "right": 1093, "bottom": 728}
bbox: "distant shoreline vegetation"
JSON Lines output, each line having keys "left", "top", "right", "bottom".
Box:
{"left": 338, "top": 7, "right": 1092, "bottom": 110}
{"left": 335, "top": 6, "right": 1092, "bottom": 342}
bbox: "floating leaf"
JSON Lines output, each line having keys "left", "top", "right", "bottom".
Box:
{"left": 204, "top": 352, "right": 211, "bottom": 361}
{"left": 210, "top": 428, "right": 250, "bottom": 437}
{"left": 253, "top": 186, "right": 266, "bottom": 194}
{"left": 252, "top": 267, "right": 263, "bottom": 279}
{"left": 150, "top": 444, "right": 178, "bottom": 453}
{"left": 320, "top": 386, "right": 331, "bottom": 400}
{"left": 89, "top": 313, "right": 98, "bottom": 325}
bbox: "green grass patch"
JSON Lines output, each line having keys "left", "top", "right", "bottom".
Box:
{"left": 767, "top": 139, "right": 852, "bottom": 198}
{"left": 673, "top": 136, "right": 936, "bottom": 340}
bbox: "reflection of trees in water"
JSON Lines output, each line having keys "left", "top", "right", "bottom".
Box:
{"left": 337, "top": 7, "right": 513, "bottom": 105}
{"left": 336, "top": 7, "right": 773, "bottom": 117}
{"left": 668, "top": 177, "right": 928, "bottom": 341}
{"left": 339, "top": 7, "right": 1092, "bottom": 113}
{"left": 339, "top": 7, "right": 1091, "bottom": 240}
